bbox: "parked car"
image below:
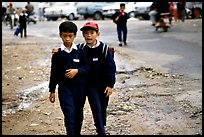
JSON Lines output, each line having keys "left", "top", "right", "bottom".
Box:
{"left": 76, "top": 2, "right": 113, "bottom": 20}
{"left": 102, "top": 2, "right": 137, "bottom": 18}
{"left": 134, "top": 2, "right": 153, "bottom": 20}
{"left": 44, "top": 2, "right": 80, "bottom": 21}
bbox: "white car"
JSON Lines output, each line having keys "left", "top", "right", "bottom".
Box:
{"left": 134, "top": 2, "right": 153, "bottom": 20}
{"left": 102, "top": 2, "right": 137, "bottom": 18}
{"left": 44, "top": 2, "right": 80, "bottom": 21}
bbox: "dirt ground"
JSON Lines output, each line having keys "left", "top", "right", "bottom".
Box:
{"left": 2, "top": 21, "right": 202, "bottom": 135}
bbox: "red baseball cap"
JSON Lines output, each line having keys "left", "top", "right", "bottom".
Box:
{"left": 80, "top": 22, "right": 99, "bottom": 31}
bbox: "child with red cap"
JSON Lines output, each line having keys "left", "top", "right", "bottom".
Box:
{"left": 78, "top": 21, "right": 116, "bottom": 135}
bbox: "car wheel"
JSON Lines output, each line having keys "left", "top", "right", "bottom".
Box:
{"left": 129, "top": 11, "right": 135, "bottom": 18}
{"left": 94, "top": 12, "right": 103, "bottom": 20}
{"left": 83, "top": 15, "right": 89, "bottom": 19}
{"left": 142, "top": 15, "right": 150, "bottom": 20}
{"left": 68, "top": 13, "right": 75, "bottom": 20}
{"left": 51, "top": 17, "right": 58, "bottom": 21}
{"left": 46, "top": 17, "right": 51, "bottom": 21}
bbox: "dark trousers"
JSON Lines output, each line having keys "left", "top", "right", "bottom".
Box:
{"left": 87, "top": 85, "right": 105, "bottom": 135}
{"left": 98, "top": 86, "right": 109, "bottom": 127}
{"left": 20, "top": 24, "right": 27, "bottom": 38}
{"left": 72, "top": 86, "right": 86, "bottom": 135}
{"left": 117, "top": 25, "right": 127, "bottom": 43}
{"left": 58, "top": 85, "right": 86, "bottom": 135}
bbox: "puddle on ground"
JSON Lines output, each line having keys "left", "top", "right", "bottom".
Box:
{"left": 2, "top": 81, "right": 49, "bottom": 116}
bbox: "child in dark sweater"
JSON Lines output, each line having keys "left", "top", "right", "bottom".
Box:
{"left": 19, "top": 9, "right": 28, "bottom": 38}
{"left": 48, "top": 21, "right": 89, "bottom": 135}
{"left": 79, "top": 22, "right": 116, "bottom": 135}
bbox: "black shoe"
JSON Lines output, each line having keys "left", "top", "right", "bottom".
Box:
{"left": 124, "top": 42, "right": 127, "bottom": 46}
{"left": 119, "top": 43, "right": 122, "bottom": 46}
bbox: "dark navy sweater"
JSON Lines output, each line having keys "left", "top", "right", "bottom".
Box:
{"left": 81, "top": 41, "right": 116, "bottom": 88}
{"left": 49, "top": 48, "right": 89, "bottom": 93}
{"left": 112, "top": 10, "right": 129, "bottom": 28}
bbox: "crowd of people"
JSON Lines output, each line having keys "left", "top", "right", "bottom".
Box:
{"left": 2, "top": 2, "right": 51, "bottom": 38}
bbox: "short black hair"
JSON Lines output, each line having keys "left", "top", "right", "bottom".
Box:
{"left": 120, "top": 3, "right": 125, "bottom": 7}
{"left": 59, "top": 21, "right": 78, "bottom": 35}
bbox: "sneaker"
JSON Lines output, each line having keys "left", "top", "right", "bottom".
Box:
{"left": 119, "top": 42, "right": 122, "bottom": 46}
{"left": 105, "top": 131, "right": 110, "bottom": 135}
{"left": 155, "top": 22, "right": 160, "bottom": 27}
{"left": 105, "top": 128, "right": 110, "bottom": 135}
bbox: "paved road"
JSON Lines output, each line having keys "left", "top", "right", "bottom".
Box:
{"left": 2, "top": 18, "right": 202, "bottom": 79}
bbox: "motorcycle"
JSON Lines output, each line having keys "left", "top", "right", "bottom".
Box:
{"left": 155, "top": 12, "right": 171, "bottom": 32}
{"left": 27, "top": 12, "right": 38, "bottom": 24}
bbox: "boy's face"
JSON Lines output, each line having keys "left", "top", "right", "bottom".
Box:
{"left": 120, "top": 6, "right": 125, "bottom": 12}
{"left": 60, "top": 32, "right": 76, "bottom": 47}
{"left": 82, "top": 29, "right": 100, "bottom": 46}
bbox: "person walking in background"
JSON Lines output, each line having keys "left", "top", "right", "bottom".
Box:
{"left": 25, "top": 2, "right": 34, "bottom": 17}
{"left": 172, "top": 2, "right": 178, "bottom": 23}
{"left": 2, "top": 3, "right": 7, "bottom": 21}
{"left": 6, "top": 2, "right": 15, "bottom": 27}
{"left": 38, "top": 2, "right": 44, "bottom": 21}
{"left": 42, "top": 2, "right": 50, "bottom": 19}
{"left": 177, "top": 2, "right": 186, "bottom": 22}
{"left": 19, "top": 9, "right": 28, "bottom": 38}
{"left": 149, "top": 2, "right": 158, "bottom": 26}
{"left": 169, "top": 2, "right": 178, "bottom": 25}
{"left": 49, "top": 21, "right": 90, "bottom": 135}
{"left": 112, "top": 3, "right": 129, "bottom": 46}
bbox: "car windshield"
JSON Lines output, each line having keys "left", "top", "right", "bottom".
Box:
{"left": 135, "top": 2, "right": 152, "bottom": 7}
{"left": 77, "top": 2, "right": 115, "bottom": 6}
{"left": 52, "top": 2, "right": 72, "bottom": 7}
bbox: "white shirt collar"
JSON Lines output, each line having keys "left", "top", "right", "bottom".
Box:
{"left": 87, "top": 39, "right": 100, "bottom": 48}
{"left": 60, "top": 43, "right": 77, "bottom": 53}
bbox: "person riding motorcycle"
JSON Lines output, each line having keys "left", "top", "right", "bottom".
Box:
{"left": 150, "top": 1, "right": 170, "bottom": 27}
{"left": 6, "top": 3, "right": 15, "bottom": 17}
{"left": 6, "top": 2, "right": 16, "bottom": 29}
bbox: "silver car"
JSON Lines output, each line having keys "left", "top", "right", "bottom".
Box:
{"left": 44, "top": 2, "right": 80, "bottom": 21}
{"left": 77, "top": 2, "right": 113, "bottom": 20}
{"left": 134, "top": 2, "right": 153, "bottom": 20}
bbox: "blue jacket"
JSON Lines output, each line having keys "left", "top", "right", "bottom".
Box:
{"left": 78, "top": 41, "right": 116, "bottom": 88}
{"left": 49, "top": 47, "right": 89, "bottom": 93}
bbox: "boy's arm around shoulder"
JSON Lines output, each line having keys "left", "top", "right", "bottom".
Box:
{"left": 52, "top": 47, "right": 60, "bottom": 55}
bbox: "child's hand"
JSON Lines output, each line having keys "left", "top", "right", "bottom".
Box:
{"left": 65, "top": 69, "right": 78, "bottom": 79}
{"left": 104, "top": 87, "right": 113, "bottom": 96}
{"left": 52, "top": 48, "right": 58, "bottom": 55}
{"left": 49, "top": 92, "right": 55, "bottom": 103}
